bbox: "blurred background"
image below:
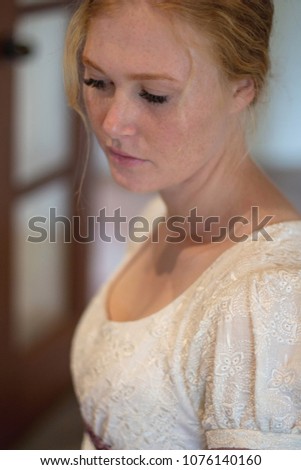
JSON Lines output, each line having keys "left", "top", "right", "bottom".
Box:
{"left": 0, "top": 0, "right": 300, "bottom": 450}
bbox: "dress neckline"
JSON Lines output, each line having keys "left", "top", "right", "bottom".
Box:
{"left": 102, "top": 219, "right": 301, "bottom": 326}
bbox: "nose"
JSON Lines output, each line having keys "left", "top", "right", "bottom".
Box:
{"left": 102, "top": 91, "right": 137, "bottom": 139}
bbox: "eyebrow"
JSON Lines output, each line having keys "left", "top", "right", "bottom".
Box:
{"left": 82, "top": 56, "right": 179, "bottom": 82}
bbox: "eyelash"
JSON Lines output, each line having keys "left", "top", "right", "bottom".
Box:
{"left": 83, "top": 78, "right": 107, "bottom": 90}
{"left": 83, "top": 78, "right": 168, "bottom": 105}
{"left": 138, "top": 90, "right": 168, "bottom": 105}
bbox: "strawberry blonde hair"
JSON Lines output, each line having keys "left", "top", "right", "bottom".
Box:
{"left": 64, "top": 0, "right": 274, "bottom": 119}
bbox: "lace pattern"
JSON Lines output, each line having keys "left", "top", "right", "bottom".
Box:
{"left": 71, "top": 221, "right": 301, "bottom": 449}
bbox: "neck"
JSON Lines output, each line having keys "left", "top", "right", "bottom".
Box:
{"left": 159, "top": 137, "right": 263, "bottom": 243}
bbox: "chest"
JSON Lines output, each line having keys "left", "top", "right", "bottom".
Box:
{"left": 107, "top": 239, "right": 232, "bottom": 322}
{"left": 72, "top": 309, "right": 207, "bottom": 450}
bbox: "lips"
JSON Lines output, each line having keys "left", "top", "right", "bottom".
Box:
{"left": 106, "top": 146, "right": 147, "bottom": 167}
{"left": 108, "top": 146, "right": 140, "bottom": 159}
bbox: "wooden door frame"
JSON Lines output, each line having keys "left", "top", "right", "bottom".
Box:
{"left": 0, "top": 0, "right": 15, "bottom": 448}
{"left": 0, "top": 0, "right": 89, "bottom": 448}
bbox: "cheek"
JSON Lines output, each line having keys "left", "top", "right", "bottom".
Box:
{"left": 84, "top": 91, "right": 105, "bottom": 128}
{"left": 157, "top": 98, "right": 230, "bottom": 170}
{"left": 84, "top": 91, "right": 107, "bottom": 131}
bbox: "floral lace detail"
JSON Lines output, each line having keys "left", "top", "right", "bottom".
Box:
{"left": 215, "top": 352, "right": 245, "bottom": 377}
{"left": 71, "top": 221, "right": 301, "bottom": 450}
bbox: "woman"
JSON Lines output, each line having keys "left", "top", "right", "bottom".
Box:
{"left": 65, "top": 0, "right": 301, "bottom": 449}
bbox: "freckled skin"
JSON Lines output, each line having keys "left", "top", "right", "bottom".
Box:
{"left": 83, "top": 1, "right": 299, "bottom": 227}
{"left": 83, "top": 3, "right": 240, "bottom": 191}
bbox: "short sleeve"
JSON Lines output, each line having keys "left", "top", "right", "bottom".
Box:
{"left": 202, "top": 267, "right": 301, "bottom": 450}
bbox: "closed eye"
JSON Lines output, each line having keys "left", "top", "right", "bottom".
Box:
{"left": 139, "top": 89, "right": 168, "bottom": 105}
{"left": 83, "top": 78, "right": 169, "bottom": 105}
{"left": 83, "top": 78, "right": 108, "bottom": 90}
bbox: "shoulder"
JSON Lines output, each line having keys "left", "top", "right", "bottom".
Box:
{"left": 180, "top": 221, "right": 301, "bottom": 355}
{"left": 197, "top": 222, "right": 301, "bottom": 449}
{"left": 186, "top": 220, "right": 300, "bottom": 320}
{"left": 204, "top": 219, "right": 301, "bottom": 306}
{"left": 201, "top": 221, "right": 301, "bottom": 348}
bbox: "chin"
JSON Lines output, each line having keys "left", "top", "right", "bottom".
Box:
{"left": 110, "top": 171, "right": 159, "bottom": 194}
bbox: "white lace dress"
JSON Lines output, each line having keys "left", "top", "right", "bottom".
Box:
{"left": 71, "top": 220, "right": 301, "bottom": 450}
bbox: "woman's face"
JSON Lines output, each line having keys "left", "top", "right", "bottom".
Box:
{"left": 82, "top": 2, "right": 243, "bottom": 193}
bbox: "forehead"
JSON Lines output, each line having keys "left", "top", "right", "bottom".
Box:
{"left": 83, "top": 2, "right": 215, "bottom": 81}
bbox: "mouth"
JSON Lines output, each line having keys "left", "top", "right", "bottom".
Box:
{"left": 106, "top": 146, "right": 148, "bottom": 167}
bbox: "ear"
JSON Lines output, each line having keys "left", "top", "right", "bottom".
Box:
{"left": 230, "top": 78, "right": 256, "bottom": 113}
